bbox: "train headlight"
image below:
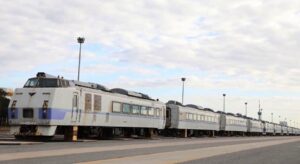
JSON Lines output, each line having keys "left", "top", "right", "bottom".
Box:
{"left": 42, "top": 100, "right": 49, "bottom": 119}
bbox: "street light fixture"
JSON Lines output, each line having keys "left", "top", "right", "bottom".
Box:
{"left": 244, "top": 102, "right": 248, "bottom": 116}
{"left": 223, "top": 93, "right": 226, "bottom": 112}
{"left": 181, "top": 77, "right": 186, "bottom": 104}
{"left": 77, "top": 37, "right": 85, "bottom": 81}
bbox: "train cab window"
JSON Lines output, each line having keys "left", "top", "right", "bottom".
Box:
{"left": 24, "top": 78, "right": 38, "bottom": 87}
{"left": 141, "top": 106, "right": 148, "bottom": 115}
{"left": 122, "top": 104, "right": 131, "bottom": 113}
{"left": 85, "top": 93, "right": 92, "bottom": 111}
{"left": 148, "top": 107, "right": 154, "bottom": 116}
{"left": 94, "top": 95, "right": 101, "bottom": 111}
{"left": 112, "top": 102, "right": 121, "bottom": 112}
{"left": 132, "top": 105, "right": 140, "bottom": 114}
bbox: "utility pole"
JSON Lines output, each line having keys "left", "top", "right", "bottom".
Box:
{"left": 181, "top": 77, "right": 186, "bottom": 104}
{"left": 271, "top": 113, "right": 273, "bottom": 123}
{"left": 223, "top": 94, "right": 226, "bottom": 112}
{"left": 244, "top": 102, "right": 248, "bottom": 116}
{"left": 77, "top": 37, "right": 85, "bottom": 81}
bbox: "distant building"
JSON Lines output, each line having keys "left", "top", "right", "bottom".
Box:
{"left": 280, "top": 121, "right": 288, "bottom": 126}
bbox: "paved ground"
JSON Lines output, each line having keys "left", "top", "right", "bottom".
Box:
{"left": 0, "top": 136, "right": 299, "bottom": 164}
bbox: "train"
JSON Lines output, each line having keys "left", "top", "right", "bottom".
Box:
{"left": 8, "top": 72, "right": 300, "bottom": 140}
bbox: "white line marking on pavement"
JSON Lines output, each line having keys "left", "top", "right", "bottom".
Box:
{"left": 0, "top": 137, "right": 295, "bottom": 162}
{"left": 80, "top": 138, "right": 300, "bottom": 164}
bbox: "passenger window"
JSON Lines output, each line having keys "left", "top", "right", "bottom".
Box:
{"left": 193, "top": 114, "right": 196, "bottom": 120}
{"left": 85, "top": 93, "right": 92, "bottom": 111}
{"left": 122, "top": 104, "right": 131, "bottom": 113}
{"left": 72, "top": 95, "right": 78, "bottom": 108}
{"left": 94, "top": 95, "right": 101, "bottom": 111}
{"left": 148, "top": 107, "right": 154, "bottom": 115}
{"left": 156, "top": 108, "right": 160, "bottom": 116}
{"left": 132, "top": 105, "right": 140, "bottom": 114}
{"left": 141, "top": 106, "right": 148, "bottom": 115}
{"left": 112, "top": 102, "right": 121, "bottom": 112}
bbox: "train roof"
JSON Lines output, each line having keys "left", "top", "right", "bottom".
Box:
{"left": 185, "top": 104, "right": 204, "bottom": 110}
{"left": 33, "top": 72, "right": 155, "bottom": 101}
{"left": 166, "top": 100, "right": 183, "bottom": 106}
{"left": 109, "top": 88, "right": 153, "bottom": 100}
{"left": 203, "top": 108, "right": 215, "bottom": 112}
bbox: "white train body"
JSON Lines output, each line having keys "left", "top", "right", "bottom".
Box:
{"left": 264, "top": 122, "right": 275, "bottom": 134}
{"left": 274, "top": 124, "right": 282, "bottom": 134}
{"left": 9, "top": 73, "right": 166, "bottom": 136}
{"left": 248, "top": 119, "right": 263, "bottom": 133}
{"left": 7, "top": 72, "right": 300, "bottom": 138}
{"left": 223, "top": 114, "right": 247, "bottom": 132}
{"left": 166, "top": 102, "right": 219, "bottom": 131}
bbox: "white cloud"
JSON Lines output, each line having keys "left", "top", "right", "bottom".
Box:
{"left": 1, "top": 0, "right": 300, "bottom": 125}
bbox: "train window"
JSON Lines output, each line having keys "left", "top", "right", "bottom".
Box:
{"left": 73, "top": 95, "right": 78, "bottom": 108}
{"left": 197, "top": 115, "right": 200, "bottom": 121}
{"left": 193, "top": 114, "right": 196, "bottom": 120}
{"left": 155, "top": 108, "right": 160, "bottom": 116}
{"left": 187, "top": 113, "right": 192, "bottom": 120}
{"left": 24, "top": 78, "right": 38, "bottom": 87}
{"left": 148, "top": 107, "right": 154, "bottom": 116}
{"left": 112, "top": 102, "right": 121, "bottom": 112}
{"left": 85, "top": 93, "right": 92, "bottom": 111}
{"left": 132, "top": 105, "right": 140, "bottom": 114}
{"left": 122, "top": 104, "right": 131, "bottom": 113}
{"left": 141, "top": 106, "right": 148, "bottom": 115}
{"left": 94, "top": 95, "right": 101, "bottom": 111}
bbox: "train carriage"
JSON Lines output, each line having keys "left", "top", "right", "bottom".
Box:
{"left": 219, "top": 113, "right": 248, "bottom": 135}
{"left": 9, "top": 72, "right": 166, "bottom": 138}
{"left": 263, "top": 121, "right": 275, "bottom": 135}
{"left": 248, "top": 118, "right": 263, "bottom": 134}
{"left": 165, "top": 101, "right": 219, "bottom": 137}
{"left": 274, "top": 124, "right": 282, "bottom": 135}
{"left": 282, "top": 126, "right": 288, "bottom": 135}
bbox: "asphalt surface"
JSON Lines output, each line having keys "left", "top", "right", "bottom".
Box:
{"left": 183, "top": 140, "right": 300, "bottom": 164}
{"left": 0, "top": 135, "right": 299, "bottom": 164}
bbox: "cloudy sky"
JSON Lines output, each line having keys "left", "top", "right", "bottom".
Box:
{"left": 1, "top": 0, "right": 300, "bottom": 126}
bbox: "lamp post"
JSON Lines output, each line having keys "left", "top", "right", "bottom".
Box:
{"left": 181, "top": 77, "right": 186, "bottom": 104}
{"left": 271, "top": 113, "right": 273, "bottom": 123}
{"left": 77, "top": 37, "right": 85, "bottom": 81}
{"left": 223, "top": 93, "right": 226, "bottom": 112}
{"left": 244, "top": 102, "right": 248, "bottom": 116}
{"left": 279, "top": 115, "right": 281, "bottom": 124}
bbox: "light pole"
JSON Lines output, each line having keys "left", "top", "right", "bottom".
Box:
{"left": 77, "top": 37, "right": 85, "bottom": 81}
{"left": 244, "top": 102, "right": 248, "bottom": 116}
{"left": 181, "top": 77, "right": 186, "bottom": 104}
{"left": 279, "top": 115, "right": 281, "bottom": 124}
{"left": 223, "top": 93, "right": 226, "bottom": 112}
{"left": 271, "top": 113, "right": 273, "bottom": 123}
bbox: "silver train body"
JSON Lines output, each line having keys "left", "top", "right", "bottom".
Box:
{"left": 165, "top": 102, "right": 299, "bottom": 136}
{"left": 8, "top": 73, "right": 300, "bottom": 137}
{"left": 9, "top": 73, "right": 165, "bottom": 137}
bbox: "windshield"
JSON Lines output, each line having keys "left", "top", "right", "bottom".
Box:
{"left": 24, "top": 78, "right": 59, "bottom": 88}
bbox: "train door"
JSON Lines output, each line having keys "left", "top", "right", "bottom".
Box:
{"left": 71, "top": 93, "right": 79, "bottom": 122}
{"left": 166, "top": 107, "right": 171, "bottom": 128}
